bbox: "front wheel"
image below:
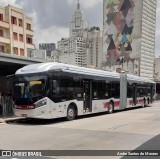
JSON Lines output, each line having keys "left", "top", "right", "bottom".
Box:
{"left": 66, "top": 105, "right": 76, "bottom": 121}
{"left": 108, "top": 102, "right": 114, "bottom": 114}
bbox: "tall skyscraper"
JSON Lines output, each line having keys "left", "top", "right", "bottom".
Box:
{"left": 80, "top": 27, "right": 103, "bottom": 68}
{"left": 57, "top": 1, "right": 103, "bottom": 68}
{"left": 103, "top": 0, "right": 157, "bottom": 79}
{"left": 70, "top": 0, "right": 88, "bottom": 37}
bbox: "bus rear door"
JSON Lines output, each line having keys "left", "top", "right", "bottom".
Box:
{"left": 83, "top": 80, "right": 92, "bottom": 113}
{"left": 133, "top": 84, "right": 137, "bottom": 106}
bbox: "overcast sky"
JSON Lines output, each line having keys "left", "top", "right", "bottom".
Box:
{"left": 0, "top": 0, "right": 160, "bottom": 56}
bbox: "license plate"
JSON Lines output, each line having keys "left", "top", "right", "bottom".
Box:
{"left": 21, "top": 114, "right": 27, "bottom": 117}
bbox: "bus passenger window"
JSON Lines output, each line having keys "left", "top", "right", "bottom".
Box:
{"left": 52, "top": 80, "right": 60, "bottom": 95}
{"left": 104, "top": 84, "right": 109, "bottom": 98}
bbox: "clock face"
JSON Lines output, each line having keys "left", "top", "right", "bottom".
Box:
{"left": 75, "top": 17, "right": 81, "bottom": 27}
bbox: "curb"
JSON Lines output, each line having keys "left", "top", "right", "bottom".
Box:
{"left": 0, "top": 119, "right": 5, "bottom": 123}
{"left": 0, "top": 117, "right": 25, "bottom": 123}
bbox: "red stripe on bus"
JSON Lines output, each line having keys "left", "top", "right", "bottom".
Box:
{"left": 129, "top": 100, "right": 134, "bottom": 105}
{"left": 138, "top": 99, "right": 143, "bottom": 104}
{"left": 104, "top": 102, "right": 109, "bottom": 108}
{"left": 114, "top": 101, "right": 120, "bottom": 107}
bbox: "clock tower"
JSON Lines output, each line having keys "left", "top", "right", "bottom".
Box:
{"left": 70, "top": 0, "right": 88, "bottom": 37}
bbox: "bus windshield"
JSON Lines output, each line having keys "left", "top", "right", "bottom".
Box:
{"left": 14, "top": 75, "right": 47, "bottom": 99}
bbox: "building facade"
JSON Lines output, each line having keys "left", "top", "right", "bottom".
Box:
{"left": 103, "top": 0, "right": 157, "bottom": 79}
{"left": 0, "top": 5, "right": 34, "bottom": 57}
{"left": 56, "top": 1, "right": 103, "bottom": 68}
{"left": 81, "top": 27, "right": 103, "bottom": 68}
{"left": 70, "top": 0, "right": 88, "bottom": 37}
{"left": 155, "top": 57, "right": 160, "bottom": 81}
{"left": 39, "top": 43, "right": 55, "bottom": 57}
{"left": 57, "top": 36, "right": 87, "bottom": 67}
{"left": 57, "top": 38, "right": 71, "bottom": 54}
{"left": 27, "top": 49, "right": 47, "bottom": 60}
{"left": 49, "top": 49, "right": 61, "bottom": 62}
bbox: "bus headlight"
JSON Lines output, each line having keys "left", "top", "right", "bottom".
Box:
{"left": 35, "top": 99, "right": 47, "bottom": 108}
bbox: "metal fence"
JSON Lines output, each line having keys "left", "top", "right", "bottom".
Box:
{"left": 0, "top": 94, "right": 13, "bottom": 117}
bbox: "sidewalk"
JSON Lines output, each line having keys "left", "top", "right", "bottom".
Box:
{"left": 0, "top": 116, "right": 25, "bottom": 123}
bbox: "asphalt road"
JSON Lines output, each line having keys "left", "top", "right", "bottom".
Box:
{"left": 0, "top": 102, "right": 160, "bottom": 159}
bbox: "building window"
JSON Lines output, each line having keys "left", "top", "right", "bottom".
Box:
{"left": 0, "top": 30, "right": 3, "bottom": 37}
{"left": 13, "top": 47, "right": 18, "bottom": 55}
{"left": 0, "top": 45, "right": 5, "bottom": 52}
{"left": 13, "top": 32, "right": 18, "bottom": 40}
{"left": 26, "top": 37, "right": 32, "bottom": 44}
{"left": 0, "top": 14, "right": 3, "bottom": 21}
{"left": 11, "top": 16, "right": 17, "bottom": 25}
{"left": 26, "top": 23, "right": 31, "bottom": 30}
{"left": 18, "top": 19, "right": 23, "bottom": 27}
{"left": 19, "top": 34, "right": 23, "bottom": 42}
{"left": 20, "top": 48, "right": 24, "bottom": 56}
{"left": 135, "top": 64, "right": 138, "bottom": 69}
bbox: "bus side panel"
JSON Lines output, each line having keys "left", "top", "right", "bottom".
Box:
{"left": 120, "top": 74, "right": 127, "bottom": 110}
{"left": 91, "top": 99, "right": 120, "bottom": 113}
{"left": 49, "top": 99, "right": 84, "bottom": 119}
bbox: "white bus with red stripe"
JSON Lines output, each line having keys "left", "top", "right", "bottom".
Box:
{"left": 13, "top": 63, "right": 155, "bottom": 120}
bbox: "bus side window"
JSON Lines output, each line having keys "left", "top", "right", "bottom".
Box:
{"left": 105, "top": 84, "right": 109, "bottom": 98}
{"left": 52, "top": 80, "right": 60, "bottom": 95}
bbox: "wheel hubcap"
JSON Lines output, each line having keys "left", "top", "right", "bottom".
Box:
{"left": 109, "top": 104, "right": 112, "bottom": 112}
{"left": 69, "top": 109, "right": 74, "bottom": 117}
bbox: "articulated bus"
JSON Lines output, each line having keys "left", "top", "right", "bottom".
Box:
{"left": 13, "top": 63, "right": 155, "bottom": 120}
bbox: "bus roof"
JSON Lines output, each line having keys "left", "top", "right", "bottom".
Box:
{"left": 15, "top": 62, "right": 120, "bottom": 79}
{"left": 15, "top": 62, "right": 155, "bottom": 83}
{"left": 127, "top": 74, "right": 155, "bottom": 84}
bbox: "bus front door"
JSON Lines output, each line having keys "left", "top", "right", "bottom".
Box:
{"left": 83, "top": 80, "right": 92, "bottom": 112}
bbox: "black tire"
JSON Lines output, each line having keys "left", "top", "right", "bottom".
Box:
{"left": 66, "top": 105, "right": 76, "bottom": 121}
{"left": 108, "top": 102, "right": 114, "bottom": 114}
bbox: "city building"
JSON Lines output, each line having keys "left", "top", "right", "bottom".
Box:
{"left": 58, "top": 36, "right": 87, "bottom": 67}
{"left": 154, "top": 57, "right": 160, "bottom": 81}
{"left": 39, "top": 43, "right": 56, "bottom": 57}
{"left": 57, "top": 1, "right": 103, "bottom": 68}
{"left": 0, "top": 5, "right": 34, "bottom": 56}
{"left": 70, "top": 0, "right": 88, "bottom": 37}
{"left": 57, "top": 38, "right": 71, "bottom": 54}
{"left": 49, "top": 49, "right": 61, "bottom": 62}
{"left": 103, "top": 0, "right": 157, "bottom": 79}
{"left": 27, "top": 49, "right": 47, "bottom": 60}
{"left": 80, "top": 27, "right": 103, "bottom": 68}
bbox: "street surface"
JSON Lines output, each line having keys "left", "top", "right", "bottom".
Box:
{"left": 0, "top": 102, "right": 160, "bottom": 159}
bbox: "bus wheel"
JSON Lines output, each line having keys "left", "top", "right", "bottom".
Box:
{"left": 66, "top": 105, "right": 76, "bottom": 121}
{"left": 108, "top": 102, "right": 114, "bottom": 114}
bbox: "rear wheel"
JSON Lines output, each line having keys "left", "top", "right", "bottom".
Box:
{"left": 66, "top": 105, "right": 76, "bottom": 121}
{"left": 108, "top": 102, "right": 114, "bottom": 114}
